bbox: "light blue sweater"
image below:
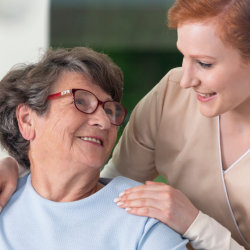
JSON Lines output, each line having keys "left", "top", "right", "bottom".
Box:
{"left": 0, "top": 175, "right": 188, "bottom": 250}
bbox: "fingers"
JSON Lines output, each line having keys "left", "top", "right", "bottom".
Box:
{"left": 145, "top": 181, "right": 164, "bottom": 185}
{"left": 116, "top": 182, "right": 173, "bottom": 202}
{"left": 0, "top": 156, "right": 19, "bottom": 211}
{"left": 115, "top": 196, "right": 164, "bottom": 210}
{"left": 125, "top": 206, "right": 168, "bottom": 223}
{"left": 120, "top": 182, "right": 170, "bottom": 196}
{"left": 114, "top": 192, "right": 174, "bottom": 227}
{"left": 0, "top": 183, "right": 17, "bottom": 211}
{"left": 114, "top": 182, "right": 174, "bottom": 217}
{"left": 119, "top": 190, "right": 167, "bottom": 201}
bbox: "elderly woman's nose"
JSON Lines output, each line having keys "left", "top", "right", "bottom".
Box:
{"left": 87, "top": 105, "right": 111, "bottom": 129}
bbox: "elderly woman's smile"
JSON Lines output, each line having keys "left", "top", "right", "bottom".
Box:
{"left": 79, "top": 136, "right": 103, "bottom": 146}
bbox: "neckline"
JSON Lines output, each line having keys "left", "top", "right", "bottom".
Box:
{"left": 217, "top": 116, "right": 250, "bottom": 246}
{"left": 217, "top": 116, "right": 249, "bottom": 173}
{"left": 25, "top": 174, "right": 115, "bottom": 206}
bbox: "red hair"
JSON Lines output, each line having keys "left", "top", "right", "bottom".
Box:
{"left": 168, "top": 0, "right": 250, "bottom": 60}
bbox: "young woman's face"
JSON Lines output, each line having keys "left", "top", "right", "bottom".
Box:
{"left": 177, "top": 22, "right": 250, "bottom": 117}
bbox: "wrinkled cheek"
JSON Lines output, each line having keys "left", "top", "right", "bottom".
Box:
{"left": 49, "top": 127, "right": 73, "bottom": 156}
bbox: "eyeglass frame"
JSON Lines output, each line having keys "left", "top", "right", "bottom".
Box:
{"left": 47, "top": 88, "right": 128, "bottom": 126}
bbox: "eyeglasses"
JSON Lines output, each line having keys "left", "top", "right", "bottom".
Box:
{"left": 47, "top": 89, "right": 127, "bottom": 126}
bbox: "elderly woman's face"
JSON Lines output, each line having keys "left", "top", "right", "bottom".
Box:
{"left": 32, "top": 71, "right": 117, "bottom": 170}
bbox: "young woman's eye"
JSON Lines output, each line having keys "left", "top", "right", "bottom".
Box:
{"left": 198, "top": 61, "right": 212, "bottom": 68}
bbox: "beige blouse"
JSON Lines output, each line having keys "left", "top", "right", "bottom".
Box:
{"left": 101, "top": 67, "right": 250, "bottom": 249}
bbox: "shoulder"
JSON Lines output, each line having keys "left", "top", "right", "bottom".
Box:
{"left": 129, "top": 67, "right": 195, "bottom": 133}
{"left": 156, "top": 67, "right": 191, "bottom": 105}
{"left": 97, "top": 176, "right": 143, "bottom": 204}
{"left": 153, "top": 67, "right": 183, "bottom": 92}
{"left": 167, "top": 67, "right": 183, "bottom": 82}
{"left": 105, "top": 176, "right": 142, "bottom": 191}
{"left": 136, "top": 67, "right": 189, "bottom": 112}
{"left": 150, "top": 67, "right": 198, "bottom": 120}
{"left": 160, "top": 67, "right": 183, "bottom": 84}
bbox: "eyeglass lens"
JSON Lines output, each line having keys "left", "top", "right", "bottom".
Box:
{"left": 73, "top": 90, "right": 126, "bottom": 125}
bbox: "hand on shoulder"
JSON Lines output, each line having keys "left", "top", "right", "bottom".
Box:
{"left": 0, "top": 156, "right": 19, "bottom": 210}
{"left": 114, "top": 181, "right": 199, "bottom": 234}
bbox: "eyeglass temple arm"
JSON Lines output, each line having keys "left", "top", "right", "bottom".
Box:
{"left": 47, "top": 89, "right": 72, "bottom": 100}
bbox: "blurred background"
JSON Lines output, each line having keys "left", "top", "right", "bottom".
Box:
{"left": 0, "top": 0, "right": 182, "bottom": 175}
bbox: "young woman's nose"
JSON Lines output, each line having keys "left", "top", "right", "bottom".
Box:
{"left": 87, "top": 105, "right": 111, "bottom": 129}
{"left": 180, "top": 58, "right": 200, "bottom": 89}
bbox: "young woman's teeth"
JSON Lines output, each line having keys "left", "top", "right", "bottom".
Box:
{"left": 199, "top": 92, "right": 215, "bottom": 97}
{"left": 81, "top": 137, "right": 102, "bottom": 145}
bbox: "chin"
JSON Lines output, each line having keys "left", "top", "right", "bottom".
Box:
{"left": 87, "top": 160, "right": 106, "bottom": 170}
{"left": 199, "top": 107, "right": 219, "bottom": 118}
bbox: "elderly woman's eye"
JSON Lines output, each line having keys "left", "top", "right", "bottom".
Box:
{"left": 75, "top": 98, "right": 86, "bottom": 106}
{"left": 104, "top": 108, "right": 114, "bottom": 116}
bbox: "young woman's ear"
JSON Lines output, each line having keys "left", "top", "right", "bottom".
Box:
{"left": 16, "top": 104, "right": 35, "bottom": 141}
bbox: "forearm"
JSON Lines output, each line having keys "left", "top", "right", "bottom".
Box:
{"left": 183, "top": 211, "right": 245, "bottom": 250}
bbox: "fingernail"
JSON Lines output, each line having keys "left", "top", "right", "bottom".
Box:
{"left": 125, "top": 207, "right": 131, "bottom": 211}
{"left": 119, "top": 191, "right": 125, "bottom": 197}
{"left": 116, "top": 202, "right": 124, "bottom": 206}
{"left": 113, "top": 198, "right": 120, "bottom": 203}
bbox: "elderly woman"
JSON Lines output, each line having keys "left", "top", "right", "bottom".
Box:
{"left": 0, "top": 47, "right": 187, "bottom": 249}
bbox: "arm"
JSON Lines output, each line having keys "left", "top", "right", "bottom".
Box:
{"left": 184, "top": 211, "right": 245, "bottom": 250}
{"left": 0, "top": 156, "right": 19, "bottom": 209}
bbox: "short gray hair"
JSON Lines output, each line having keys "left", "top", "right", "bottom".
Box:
{"left": 0, "top": 47, "right": 124, "bottom": 169}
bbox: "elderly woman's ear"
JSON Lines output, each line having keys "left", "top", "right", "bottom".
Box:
{"left": 16, "top": 104, "right": 36, "bottom": 141}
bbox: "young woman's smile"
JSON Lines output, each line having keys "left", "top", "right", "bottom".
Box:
{"left": 196, "top": 91, "right": 217, "bottom": 103}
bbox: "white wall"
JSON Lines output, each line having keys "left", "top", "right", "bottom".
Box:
{"left": 0, "top": 0, "right": 50, "bottom": 157}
